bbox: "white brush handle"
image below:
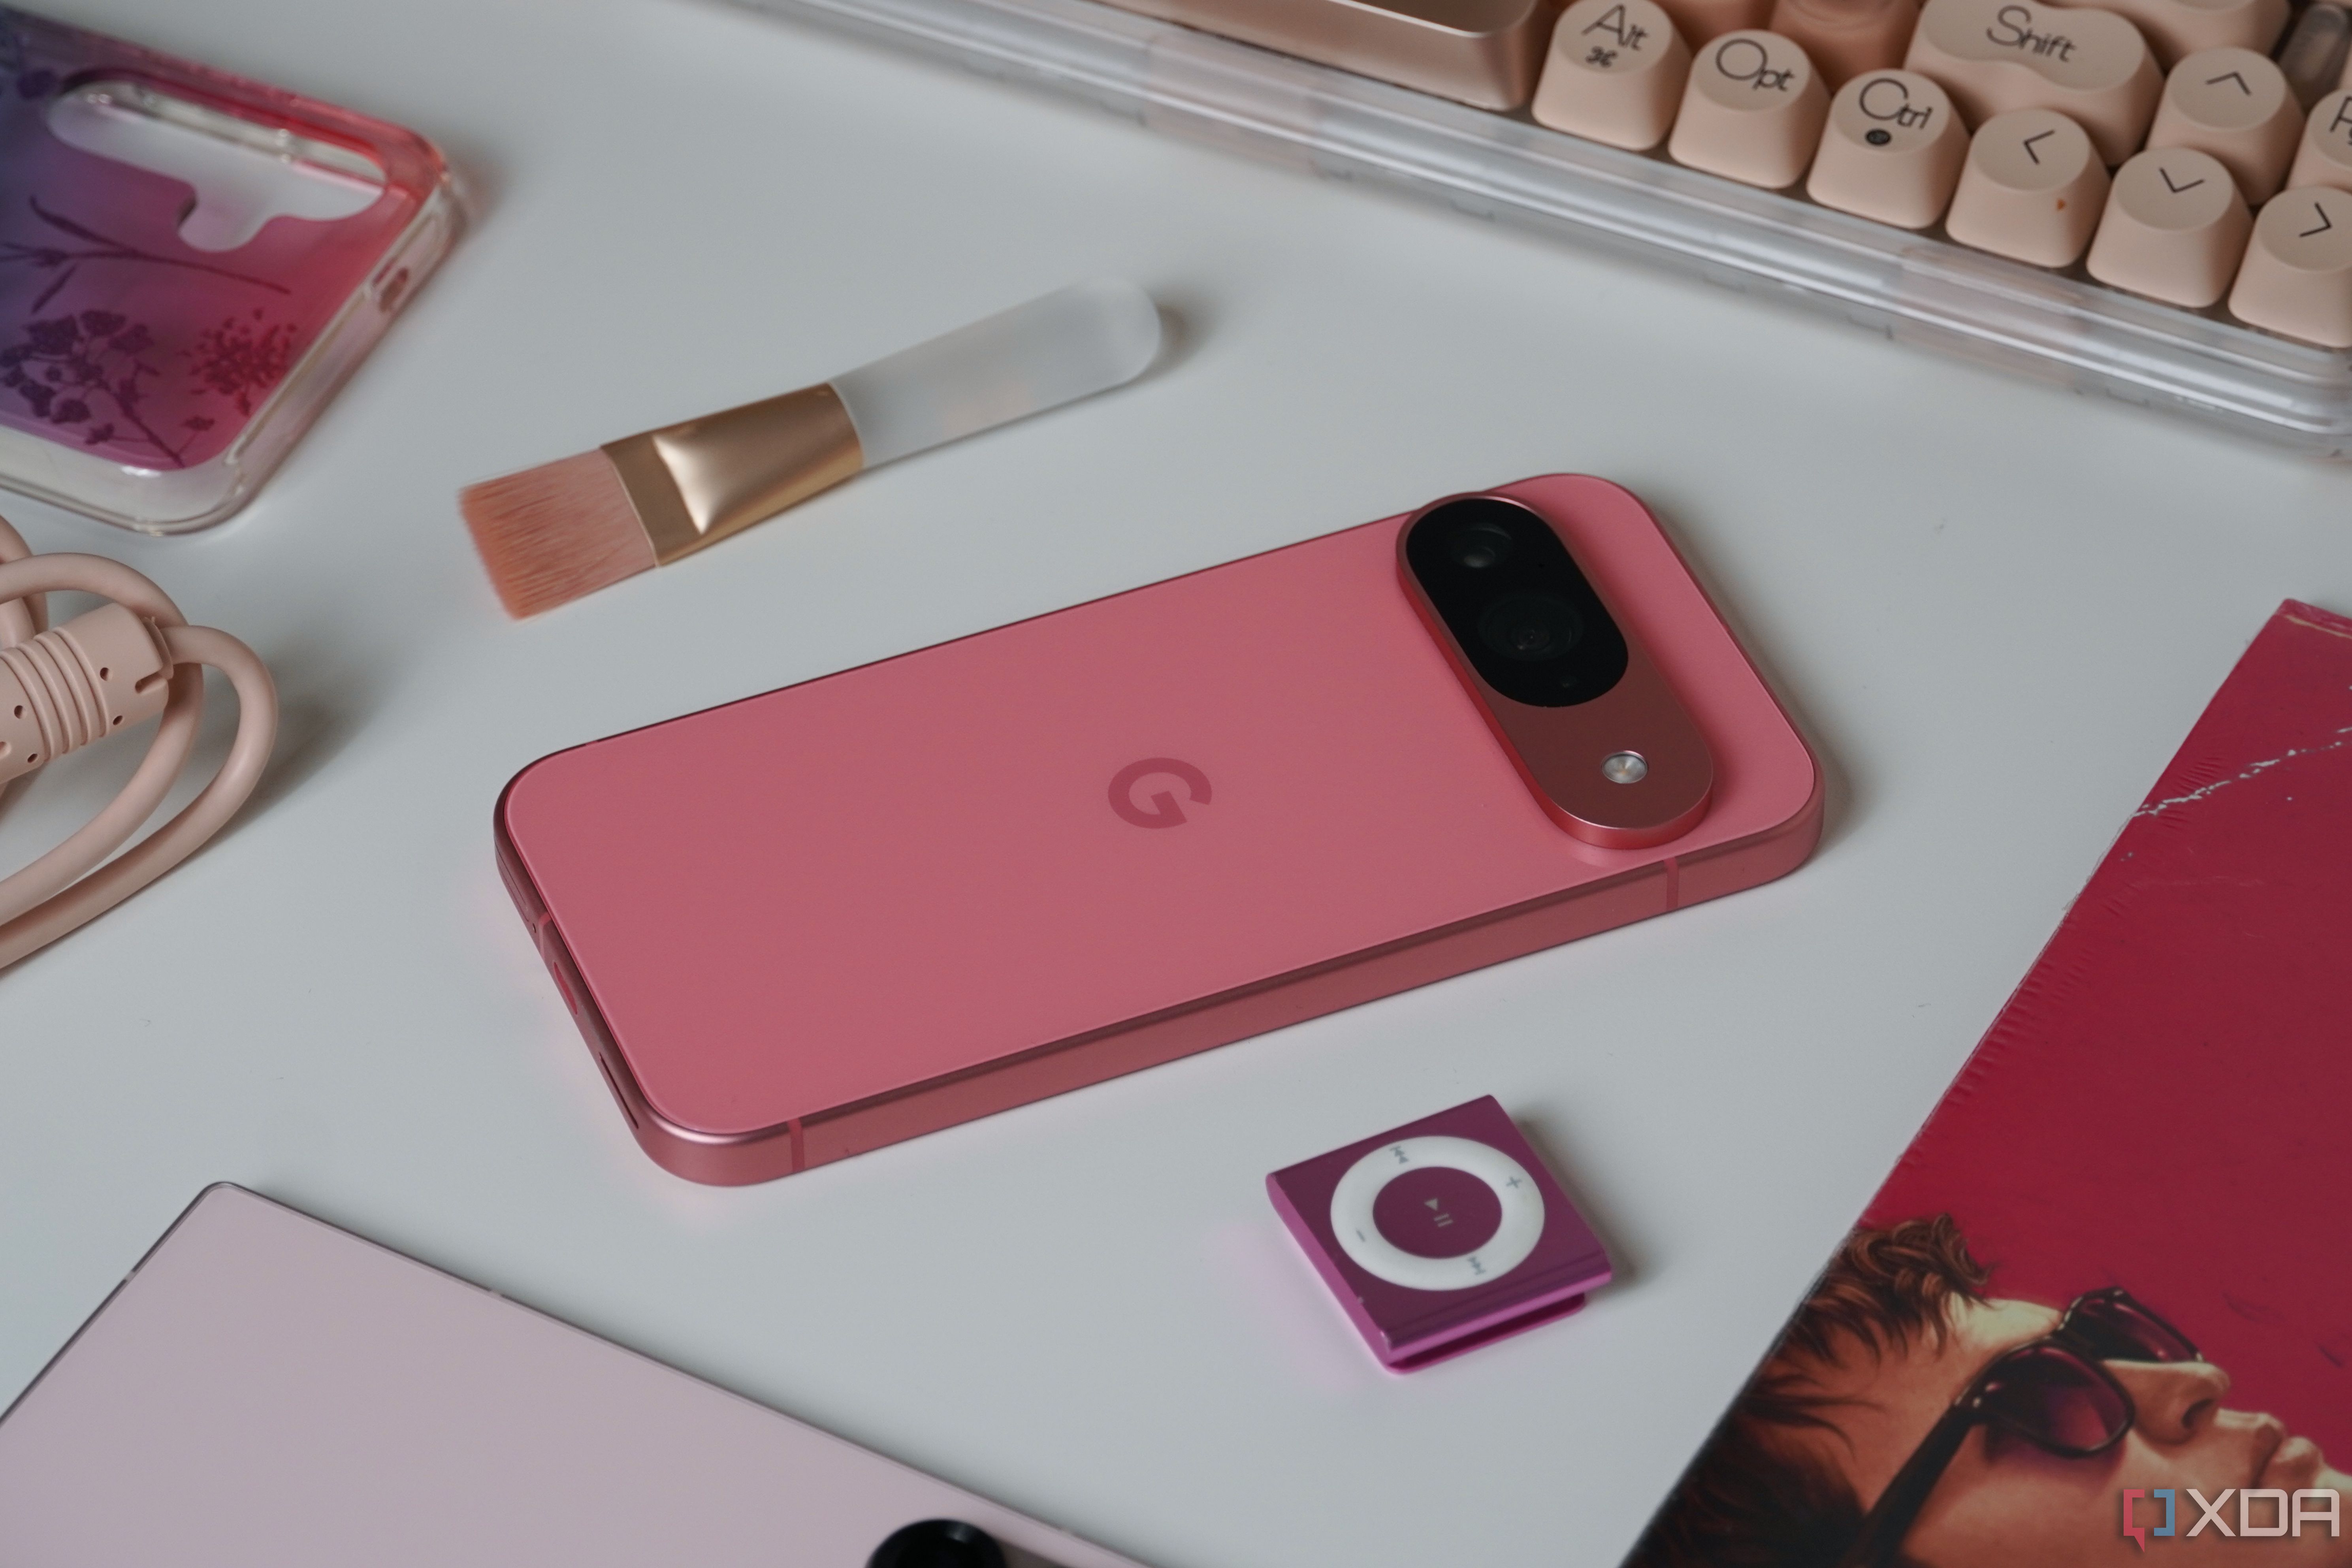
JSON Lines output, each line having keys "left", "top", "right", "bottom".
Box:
{"left": 827, "top": 279, "right": 1162, "bottom": 468}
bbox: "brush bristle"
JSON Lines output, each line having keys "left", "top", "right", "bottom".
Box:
{"left": 460, "top": 449, "right": 658, "bottom": 617}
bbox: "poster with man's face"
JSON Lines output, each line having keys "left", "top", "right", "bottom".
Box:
{"left": 1625, "top": 604, "right": 2352, "bottom": 1568}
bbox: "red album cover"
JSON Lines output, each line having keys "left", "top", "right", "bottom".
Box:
{"left": 1631, "top": 601, "right": 2352, "bottom": 1568}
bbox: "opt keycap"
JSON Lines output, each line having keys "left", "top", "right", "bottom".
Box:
{"left": 1807, "top": 69, "right": 1971, "bottom": 225}
{"left": 1946, "top": 107, "right": 2111, "bottom": 263}
{"left": 2228, "top": 185, "right": 2352, "bottom": 344}
{"left": 1906, "top": 0, "right": 2162, "bottom": 163}
{"left": 1532, "top": 0, "right": 1693, "bottom": 148}
{"left": 2145, "top": 47, "right": 2301, "bottom": 200}
{"left": 2086, "top": 146, "right": 2252, "bottom": 303}
{"left": 2285, "top": 88, "right": 2352, "bottom": 194}
{"left": 1669, "top": 29, "right": 1832, "bottom": 186}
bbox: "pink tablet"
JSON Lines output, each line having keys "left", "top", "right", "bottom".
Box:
{"left": 0, "top": 1186, "right": 1146, "bottom": 1568}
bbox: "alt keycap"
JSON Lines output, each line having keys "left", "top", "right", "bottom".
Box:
{"left": 1533, "top": 0, "right": 1694, "bottom": 149}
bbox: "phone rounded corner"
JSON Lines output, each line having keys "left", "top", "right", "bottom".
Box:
{"left": 636, "top": 1124, "right": 795, "bottom": 1187}
{"left": 1676, "top": 744, "right": 1826, "bottom": 904}
{"left": 490, "top": 765, "right": 532, "bottom": 849}
{"left": 493, "top": 736, "right": 611, "bottom": 870}
{"left": 606, "top": 1057, "right": 806, "bottom": 1188}
{"left": 1775, "top": 750, "right": 1829, "bottom": 874}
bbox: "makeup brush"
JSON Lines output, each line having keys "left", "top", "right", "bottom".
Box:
{"left": 461, "top": 279, "right": 1162, "bottom": 617}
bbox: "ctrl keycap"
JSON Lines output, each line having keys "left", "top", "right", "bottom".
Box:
{"left": 1946, "top": 107, "right": 2109, "bottom": 265}
{"left": 2229, "top": 186, "right": 2352, "bottom": 345}
{"left": 1532, "top": 0, "right": 1693, "bottom": 149}
{"left": 2086, "top": 147, "right": 2252, "bottom": 305}
{"left": 1668, "top": 30, "right": 1831, "bottom": 186}
{"left": 1807, "top": 69, "right": 1969, "bottom": 226}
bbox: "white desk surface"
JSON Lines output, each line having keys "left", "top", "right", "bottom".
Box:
{"left": 5, "top": 2, "right": 2350, "bottom": 1563}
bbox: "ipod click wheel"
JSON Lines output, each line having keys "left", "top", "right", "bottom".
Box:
{"left": 1266, "top": 1096, "right": 1611, "bottom": 1371}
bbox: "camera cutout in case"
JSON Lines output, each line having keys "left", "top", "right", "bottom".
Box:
{"left": 0, "top": 9, "right": 458, "bottom": 532}
{"left": 1268, "top": 1096, "right": 1612, "bottom": 1370}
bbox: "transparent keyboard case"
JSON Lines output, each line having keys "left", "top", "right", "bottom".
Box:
{"left": 735, "top": 0, "right": 2352, "bottom": 456}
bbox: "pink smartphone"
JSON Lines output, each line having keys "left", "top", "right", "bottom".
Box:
{"left": 496, "top": 475, "right": 1822, "bottom": 1185}
{"left": 0, "top": 1185, "right": 1144, "bottom": 1566}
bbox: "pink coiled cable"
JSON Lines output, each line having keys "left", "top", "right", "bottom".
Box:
{"left": 0, "top": 515, "right": 277, "bottom": 971}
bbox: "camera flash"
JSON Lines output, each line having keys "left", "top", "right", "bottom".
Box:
{"left": 1602, "top": 751, "right": 1648, "bottom": 784}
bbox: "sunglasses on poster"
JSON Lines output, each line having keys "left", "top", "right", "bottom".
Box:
{"left": 1834, "top": 1288, "right": 2202, "bottom": 1568}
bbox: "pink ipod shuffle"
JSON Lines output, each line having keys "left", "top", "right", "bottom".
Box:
{"left": 1267, "top": 1097, "right": 1612, "bottom": 1370}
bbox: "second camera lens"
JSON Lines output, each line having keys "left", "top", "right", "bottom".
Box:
{"left": 1478, "top": 593, "right": 1584, "bottom": 663}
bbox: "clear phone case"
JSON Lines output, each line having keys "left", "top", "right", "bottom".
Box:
{"left": 736, "top": 0, "right": 2352, "bottom": 457}
{"left": 0, "top": 8, "right": 458, "bottom": 533}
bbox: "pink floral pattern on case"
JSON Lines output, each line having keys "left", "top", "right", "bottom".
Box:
{"left": 0, "top": 8, "right": 442, "bottom": 469}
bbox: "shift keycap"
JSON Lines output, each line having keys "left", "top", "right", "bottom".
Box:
{"left": 1906, "top": 0, "right": 2162, "bottom": 163}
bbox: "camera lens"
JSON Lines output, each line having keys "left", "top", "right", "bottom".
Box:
{"left": 1478, "top": 593, "right": 1584, "bottom": 663}
{"left": 1448, "top": 521, "right": 1514, "bottom": 570}
{"left": 868, "top": 1520, "right": 1008, "bottom": 1568}
{"left": 1402, "top": 494, "right": 1628, "bottom": 708}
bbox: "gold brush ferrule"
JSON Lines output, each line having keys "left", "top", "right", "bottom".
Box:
{"left": 601, "top": 383, "right": 865, "bottom": 566}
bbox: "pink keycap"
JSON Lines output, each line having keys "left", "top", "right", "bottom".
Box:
{"left": 1907, "top": 0, "right": 2162, "bottom": 163}
{"left": 2228, "top": 184, "right": 2352, "bottom": 344}
{"left": 1946, "top": 106, "right": 2111, "bottom": 264}
{"left": 2285, "top": 88, "right": 2352, "bottom": 194}
{"left": 1668, "top": 28, "right": 1832, "bottom": 186}
{"left": 2086, "top": 145, "right": 2252, "bottom": 303}
{"left": 1807, "top": 68, "right": 1972, "bottom": 225}
{"left": 2145, "top": 47, "right": 2301, "bottom": 201}
{"left": 1533, "top": 0, "right": 1693, "bottom": 149}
